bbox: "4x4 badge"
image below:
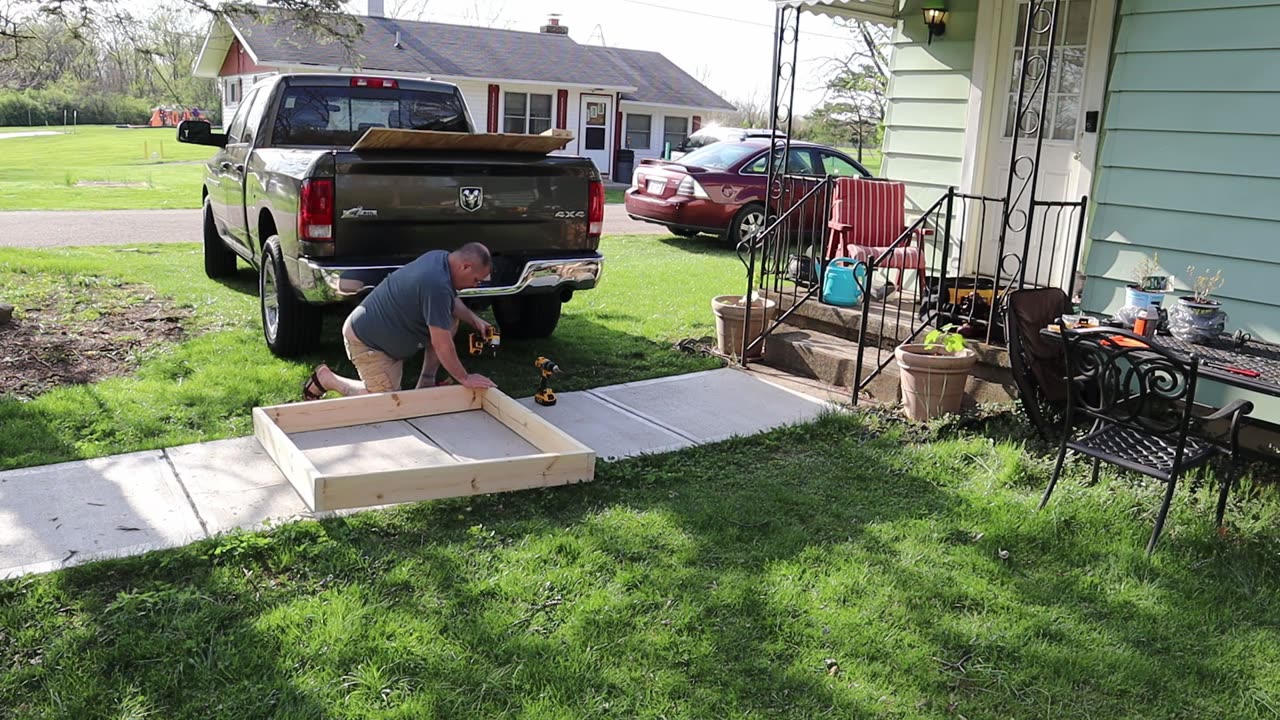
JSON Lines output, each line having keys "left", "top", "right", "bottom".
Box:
{"left": 459, "top": 187, "right": 483, "bottom": 212}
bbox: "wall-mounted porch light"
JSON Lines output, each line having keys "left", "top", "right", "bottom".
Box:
{"left": 922, "top": 0, "right": 948, "bottom": 45}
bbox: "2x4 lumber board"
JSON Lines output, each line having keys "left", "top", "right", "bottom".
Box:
{"left": 260, "top": 386, "right": 483, "bottom": 434}
{"left": 351, "top": 128, "right": 573, "bottom": 153}
{"left": 482, "top": 391, "right": 594, "bottom": 456}
{"left": 315, "top": 451, "right": 596, "bottom": 511}
{"left": 252, "top": 407, "right": 322, "bottom": 511}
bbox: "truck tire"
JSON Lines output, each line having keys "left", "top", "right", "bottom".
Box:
{"left": 203, "top": 198, "right": 237, "bottom": 279}
{"left": 494, "top": 294, "right": 562, "bottom": 339}
{"left": 260, "top": 239, "right": 322, "bottom": 357}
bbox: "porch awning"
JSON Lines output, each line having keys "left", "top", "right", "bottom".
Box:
{"left": 773, "top": 0, "right": 902, "bottom": 24}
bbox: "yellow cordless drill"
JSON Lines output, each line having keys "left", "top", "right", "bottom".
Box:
{"left": 468, "top": 325, "right": 500, "bottom": 357}
{"left": 534, "top": 356, "right": 561, "bottom": 406}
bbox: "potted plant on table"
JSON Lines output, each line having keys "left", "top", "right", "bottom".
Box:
{"left": 895, "top": 324, "right": 978, "bottom": 421}
{"left": 1125, "top": 252, "right": 1172, "bottom": 310}
{"left": 1169, "top": 266, "right": 1228, "bottom": 343}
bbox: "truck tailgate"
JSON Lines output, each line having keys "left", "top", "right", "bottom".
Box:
{"left": 331, "top": 152, "right": 595, "bottom": 261}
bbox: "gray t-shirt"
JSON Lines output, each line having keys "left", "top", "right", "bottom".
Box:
{"left": 350, "top": 250, "right": 456, "bottom": 360}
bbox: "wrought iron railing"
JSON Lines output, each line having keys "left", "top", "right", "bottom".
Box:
{"left": 850, "top": 190, "right": 954, "bottom": 396}
{"left": 738, "top": 174, "right": 837, "bottom": 359}
{"left": 736, "top": 181, "right": 1089, "bottom": 402}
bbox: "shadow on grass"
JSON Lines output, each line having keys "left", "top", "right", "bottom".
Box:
{"left": 8, "top": 413, "right": 1280, "bottom": 716}
{"left": 655, "top": 234, "right": 737, "bottom": 259}
{"left": 0, "top": 397, "right": 81, "bottom": 472}
{"left": 11, "top": 414, "right": 954, "bottom": 717}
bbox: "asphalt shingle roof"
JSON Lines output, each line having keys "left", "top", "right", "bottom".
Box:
{"left": 588, "top": 47, "right": 735, "bottom": 111}
{"left": 229, "top": 10, "right": 732, "bottom": 109}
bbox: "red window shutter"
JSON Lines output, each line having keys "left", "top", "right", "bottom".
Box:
{"left": 692, "top": 116, "right": 702, "bottom": 131}
{"left": 487, "top": 84, "right": 500, "bottom": 133}
{"left": 556, "top": 89, "right": 568, "bottom": 129}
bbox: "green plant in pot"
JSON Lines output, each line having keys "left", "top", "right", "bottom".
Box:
{"left": 1169, "top": 266, "right": 1228, "bottom": 343}
{"left": 1121, "top": 253, "right": 1171, "bottom": 321}
{"left": 894, "top": 324, "right": 978, "bottom": 421}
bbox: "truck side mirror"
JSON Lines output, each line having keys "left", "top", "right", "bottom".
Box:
{"left": 177, "top": 120, "right": 227, "bottom": 148}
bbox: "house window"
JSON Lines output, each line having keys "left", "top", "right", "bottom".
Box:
{"left": 504, "top": 92, "right": 553, "bottom": 134}
{"left": 663, "top": 116, "right": 689, "bottom": 152}
{"left": 625, "top": 114, "right": 651, "bottom": 149}
{"left": 1003, "top": 0, "right": 1091, "bottom": 141}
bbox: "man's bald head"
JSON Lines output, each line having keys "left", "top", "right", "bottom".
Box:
{"left": 448, "top": 243, "right": 492, "bottom": 290}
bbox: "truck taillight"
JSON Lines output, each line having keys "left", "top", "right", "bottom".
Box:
{"left": 351, "top": 77, "right": 398, "bottom": 89}
{"left": 588, "top": 180, "right": 605, "bottom": 239}
{"left": 298, "top": 178, "right": 334, "bottom": 242}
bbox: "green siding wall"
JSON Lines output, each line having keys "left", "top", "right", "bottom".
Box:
{"left": 1084, "top": 0, "right": 1280, "bottom": 416}
{"left": 881, "top": 0, "right": 979, "bottom": 213}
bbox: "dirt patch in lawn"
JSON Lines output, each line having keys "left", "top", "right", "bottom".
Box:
{"left": 0, "top": 275, "right": 189, "bottom": 400}
{"left": 73, "top": 180, "right": 150, "bottom": 188}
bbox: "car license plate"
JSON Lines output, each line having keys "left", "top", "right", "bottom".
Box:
{"left": 647, "top": 179, "right": 666, "bottom": 195}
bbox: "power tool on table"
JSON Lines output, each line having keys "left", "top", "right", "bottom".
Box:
{"left": 534, "top": 356, "right": 561, "bottom": 406}
{"left": 468, "top": 325, "right": 501, "bottom": 357}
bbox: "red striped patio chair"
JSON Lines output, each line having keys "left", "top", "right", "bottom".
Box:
{"left": 825, "top": 177, "right": 927, "bottom": 297}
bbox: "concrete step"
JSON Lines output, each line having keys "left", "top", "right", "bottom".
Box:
{"left": 761, "top": 288, "right": 925, "bottom": 346}
{"left": 762, "top": 325, "right": 1017, "bottom": 408}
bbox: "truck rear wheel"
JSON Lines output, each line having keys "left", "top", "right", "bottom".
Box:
{"left": 260, "top": 239, "right": 322, "bottom": 357}
{"left": 494, "top": 294, "right": 562, "bottom": 339}
{"left": 203, "top": 198, "right": 237, "bottom": 279}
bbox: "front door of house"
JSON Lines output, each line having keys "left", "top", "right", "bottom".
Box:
{"left": 579, "top": 94, "right": 613, "bottom": 178}
{"left": 978, "top": 0, "right": 1115, "bottom": 287}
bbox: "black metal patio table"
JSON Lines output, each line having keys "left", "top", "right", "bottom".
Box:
{"left": 1041, "top": 327, "right": 1280, "bottom": 398}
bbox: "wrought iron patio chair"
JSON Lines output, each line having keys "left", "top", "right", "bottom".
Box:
{"left": 1042, "top": 325, "right": 1253, "bottom": 554}
{"left": 1004, "top": 288, "right": 1073, "bottom": 439}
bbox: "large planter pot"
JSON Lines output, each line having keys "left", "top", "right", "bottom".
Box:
{"left": 712, "top": 295, "right": 777, "bottom": 359}
{"left": 895, "top": 344, "right": 979, "bottom": 421}
{"left": 1169, "top": 296, "right": 1228, "bottom": 343}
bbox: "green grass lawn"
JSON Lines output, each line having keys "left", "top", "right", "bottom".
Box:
{"left": 0, "top": 233, "right": 742, "bottom": 470}
{"left": 0, "top": 125, "right": 630, "bottom": 210}
{"left": 0, "top": 125, "right": 216, "bottom": 211}
{"left": 3, "top": 410, "right": 1279, "bottom": 718}
{"left": 4, "top": 208, "right": 1280, "bottom": 718}
{"left": 838, "top": 147, "right": 883, "bottom": 177}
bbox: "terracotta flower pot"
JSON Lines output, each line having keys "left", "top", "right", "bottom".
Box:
{"left": 711, "top": 295, "right": 777, "bottom": 359}
{"left": 895, "top": 344, "right": 978, "bottom": 421}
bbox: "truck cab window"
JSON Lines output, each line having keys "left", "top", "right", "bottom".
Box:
{"left": 273, "top": 85, "right": 470, "bottom": 146}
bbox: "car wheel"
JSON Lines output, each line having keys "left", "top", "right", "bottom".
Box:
{"left": 260, "top": 238, "right": 322, "bottom": 357}
{"left": 727, "top": 203, "right": 767, "bottom": 248}
{"left": 493, "top": 294, "right": 563, "bottom": 340}
{"left": 203, "top": 197, "right": 237, "bottom": 279}
{"left": 670, "top": 227, "right": 700, "bottom": 238}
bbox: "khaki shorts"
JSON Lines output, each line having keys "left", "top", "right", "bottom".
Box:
{"left": 342, "top": 315, "right": 403, "bottom": 393}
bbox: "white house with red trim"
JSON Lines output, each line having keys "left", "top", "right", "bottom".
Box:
{"left": 192, "top": 3, "right": 734, "bottom": 180}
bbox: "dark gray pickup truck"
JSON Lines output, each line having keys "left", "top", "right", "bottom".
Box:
{"left": 177, "top": 73, "right": 604, "bottom": 357}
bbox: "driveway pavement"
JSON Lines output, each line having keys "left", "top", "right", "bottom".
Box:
{"left": 0, "top": 205, "right": 666, "bottom": 249}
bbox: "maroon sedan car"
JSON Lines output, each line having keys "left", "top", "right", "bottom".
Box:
{"left": 624, "top": 139, "right": 872, "bottom": 245}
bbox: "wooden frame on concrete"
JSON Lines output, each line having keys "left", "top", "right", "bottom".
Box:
{"left": 253, "top": 387, "right": 595, "bottom": 512}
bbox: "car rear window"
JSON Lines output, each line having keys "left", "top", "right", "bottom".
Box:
{"left": 272, "top": 85, "right": 470, "bottom": 145}
{"left": 676, "top": 142, "right": 759, "bottom": 170}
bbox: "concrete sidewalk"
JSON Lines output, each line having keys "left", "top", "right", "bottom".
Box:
{"left": 0, "top": 368, "right": 841, "bottom": 579}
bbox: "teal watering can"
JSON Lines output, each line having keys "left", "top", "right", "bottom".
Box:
{"left": 822, "top": 257, "right": 868, "bottom": 307}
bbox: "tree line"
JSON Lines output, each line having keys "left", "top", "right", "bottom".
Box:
{"left": 1, "top": 0, "right": 360, "bottom": 127}
{"left": 0, "top": 7, "right": 220, "bottom": 126}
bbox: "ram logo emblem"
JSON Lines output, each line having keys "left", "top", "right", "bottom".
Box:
{"left": 459, "top": 187, "right": 483, "bottom": 212}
